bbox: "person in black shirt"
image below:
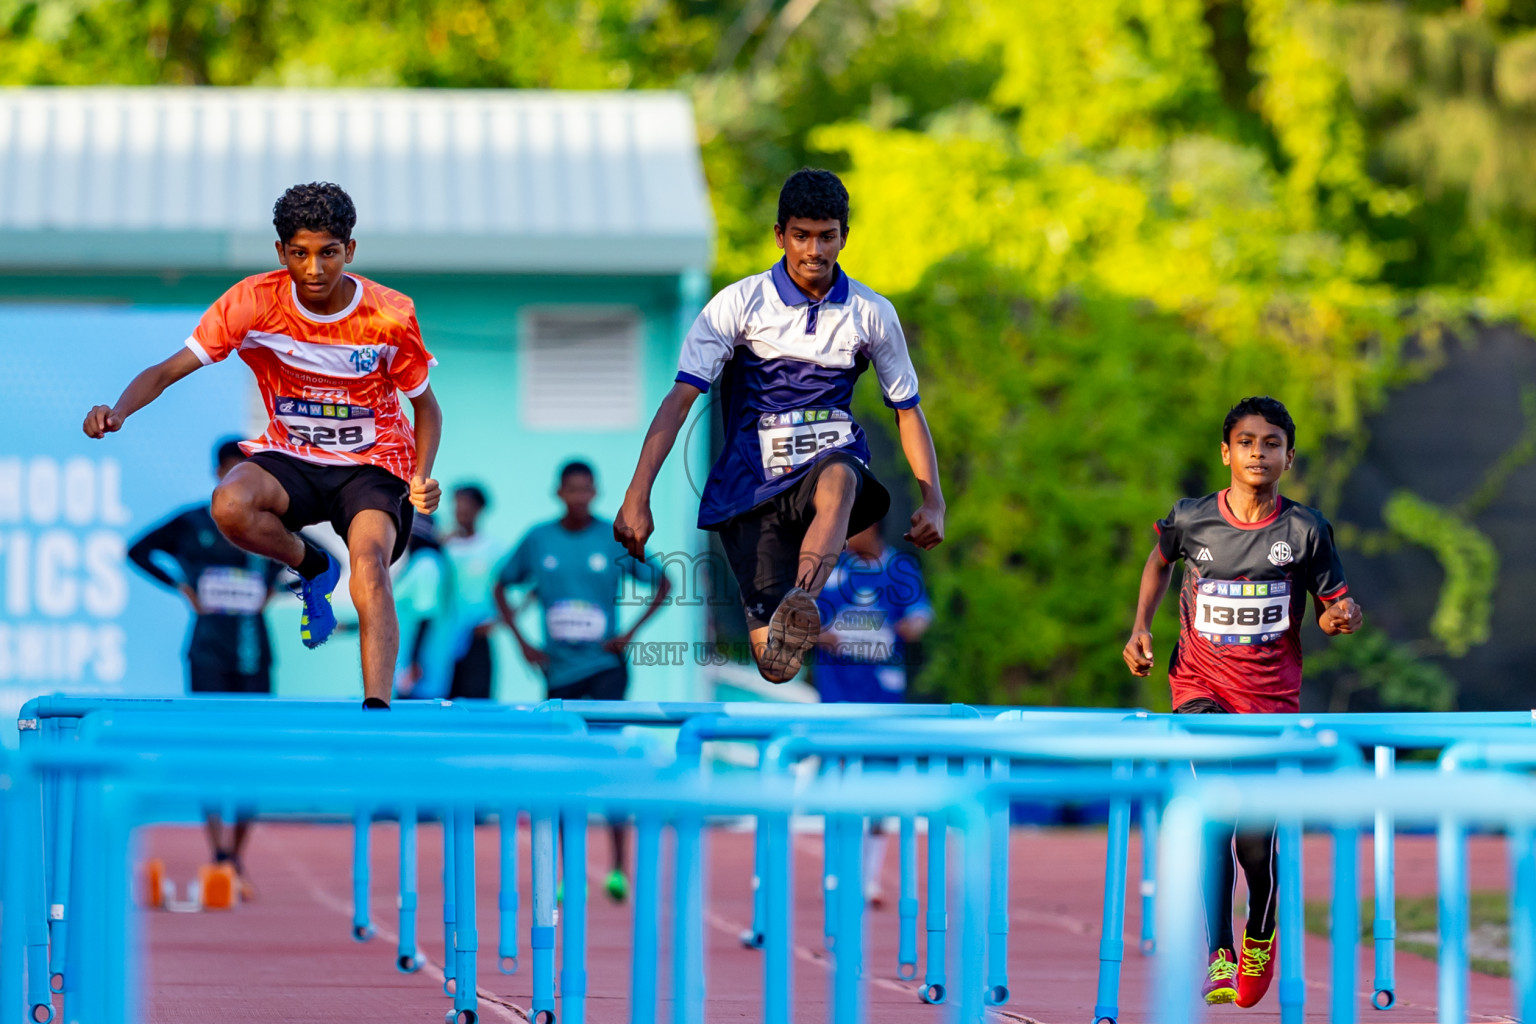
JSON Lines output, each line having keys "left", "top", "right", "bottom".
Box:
{"left": 127, "top": 438, "right": 284, "bottom": 895}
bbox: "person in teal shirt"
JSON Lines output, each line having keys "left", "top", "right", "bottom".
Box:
{"left": 495, "top": 460, "right": 672, "bottom": 900}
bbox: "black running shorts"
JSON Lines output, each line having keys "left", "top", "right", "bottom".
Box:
{"left": 547, "top": 663, "right": 629, "bottom": 702}
{"left": 716, "top": 452, "right": 890, "bottom": 630}
{"left": 247, "top": 451, "right": 414, "bottom": 564}
{"left": 188, "top": 662, "right": 272, "bottom": 694}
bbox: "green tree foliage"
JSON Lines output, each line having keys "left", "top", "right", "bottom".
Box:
{"left": 3, "top": 0, "right": 1521, "bottom": 705}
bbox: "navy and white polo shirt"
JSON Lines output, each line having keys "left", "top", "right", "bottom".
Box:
{"left": 676, "top": 259, "right": 921, "bottom": 529}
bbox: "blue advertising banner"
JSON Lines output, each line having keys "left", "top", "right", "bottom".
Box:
{"left": 1, "top": 305, "right": 253, "bottom": 733}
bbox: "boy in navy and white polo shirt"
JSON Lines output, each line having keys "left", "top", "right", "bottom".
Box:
{"left": 1123, "top": 396, "right": 1362, "bottom": 1009}
{"left": 615, "top": 169, "right": 946, "bottom": 682}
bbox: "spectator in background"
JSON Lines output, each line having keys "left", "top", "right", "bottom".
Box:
{"left": 495, "top": 460, "right": 672, "bottom": 901}
{"left": 127, "top": 437, "right": 284, "bottom": 897}
{"left": 392, "top": 512, "right": 456, "bottom": 699}
{"left": 814, "top": 522, "right": 934, "bottom": 906}
{"left": 443, "top": 483, "right": 503, "bottom": 700}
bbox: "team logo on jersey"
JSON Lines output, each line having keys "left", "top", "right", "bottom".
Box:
{"left": 1196, "top": 548, "right": 1213, "bottom": 562}
{"left": 543, "top": 554, "right": 559, "bottom": 570}
{"left": 1268, "top": 541, "right": 1294, "bottom": 566}
{"left": 349, "top": 347, "right": 380, "bottom": 374}
{"left": 588, "top": 553, "right": 607, "bottom": 572}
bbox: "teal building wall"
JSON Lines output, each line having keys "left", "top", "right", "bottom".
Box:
{"left": 0, "top": 268, "right": 709, "bottom": 703}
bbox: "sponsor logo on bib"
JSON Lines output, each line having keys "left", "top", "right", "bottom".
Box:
{"left": 1268, "top": 541, "right": 1294, "bottom": 566}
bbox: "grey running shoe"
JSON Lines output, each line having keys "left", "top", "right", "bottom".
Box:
{"left": 760, "top": 587, "right": 820, "bottom": 682}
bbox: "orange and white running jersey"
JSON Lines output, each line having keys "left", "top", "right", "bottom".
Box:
{"left": 185, "top": 270, "right": 436, "bottom": 482}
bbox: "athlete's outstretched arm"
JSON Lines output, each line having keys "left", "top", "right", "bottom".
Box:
{"left": 83, "top": 348, "right": 203, "bottom": 438}
{"left": 407, "top": 386, "right": 443, "bottom": 514}
{"left": 1124, "top": 546, "right": 1174, "bottom": 676}
{"left": 893, "top": 404, "right": 945, "bottom": 550}
{"left": 1317, "top": 595, "right": 1362, "bottom": 635}
{"left": 615, "top": 382, "right": 702, "bottom": 559}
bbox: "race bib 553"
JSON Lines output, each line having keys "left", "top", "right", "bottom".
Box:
{"left": 1194, "top": 579, "right": 1291, "bottom": 646}
{"left": 758, "top": 408, "right": 855, "bottom": 478}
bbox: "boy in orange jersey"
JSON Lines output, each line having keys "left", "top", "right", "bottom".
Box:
{"left": 84, "top": 183, "right": 442, "bottom": 709}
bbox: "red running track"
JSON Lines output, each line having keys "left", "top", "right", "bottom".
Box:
{"left": 104, "top": 824, "right": 1515, "bottom": 1023}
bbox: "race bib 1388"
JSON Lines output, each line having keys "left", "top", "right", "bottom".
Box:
{"left": 1194, "top": 578, "right": 1291, "bottom": 646}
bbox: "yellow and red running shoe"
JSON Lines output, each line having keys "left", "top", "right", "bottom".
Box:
{"left": 1203, "top": 948, "right": 1238, "bottom": 1004}
{"left": 1236, "top": 930, "right": 1277, "bottom": 1007}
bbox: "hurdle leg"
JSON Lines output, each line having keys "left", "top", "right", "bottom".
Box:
{"left": 442, "top": 813, "right": 458, "bottom": 996}
{"left": 531, "top": 813, "right": 557, "bottom": 1022}
{"left": 897, "top": 815, "right": 918, "bottom": 981}
{"left": 1331, "top": 824, "right": 1360, "bottom": 1024}
{"left": 921, "top": 812, "right": 948, "bottom": 1004}
{"left": 1092, "top": 761, "right": 1132, "bottom": 1024}
{"left": 672, "top": 814, "right": 705, "bottom": 1024}
{"left": 46, "top": 772, "right": 75, "bottom": 995}
{"left": 960, "top": 806, "right": 988, "bottom": 1024}
{"left": 631, "top": 816, "right": 662, "bottom": 1024}
{"left": 1277, "top": 813, "right": 1306, "bottom": 1024}
{"left": 1437, "top": 814, "right": 1467, "bottom": 1024}
{"left": 743, "top": 817, "right": 768, "bottom": 949}
{"left": 823, "top": 812, "right": 840, "bottom": 951}
{"left": 985, "top": 795, "right": 1010, "bottom": 1005}
{"left": 352, "top": 807, "right": 375, "bottom": 941}
{"left": 831, "top": 813, "right": 865, "bottom": 1024}
{"left": 1508, "top": 824, "right": 1536, "bottom": 1023}
{"left": 498, "top": 807, "right": 519, "bottom": 975}
{"left": 1371, "top": 746, "right": 1396, "bottom": 1009}
{"left": 398, "top": 807, "right": 422, "bottom": 973}
{"left": 453, "top": 805, "right": 481, "bottom": 1024}
{"left": 764, "top": 811, "right": 794, "bottom": 1024}
{"left": 25, "top": 770, "right": 53, "bottom": 1024}
{"left": 1, "top": 768, "right": 21, "bottom": 1024}
{"left": 1138, "top": 795, "right": 1159, "bottom": 955}
{"left": 1154, "top": 797, "right": 1206, "bottom": 1024}
{"left": 560, "top": 807, "right": 588, "bottom": 1024}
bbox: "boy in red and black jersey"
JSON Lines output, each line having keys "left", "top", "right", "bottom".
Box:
{"left": 1123, "top": 396, "right": 1362, "bottom": 1008}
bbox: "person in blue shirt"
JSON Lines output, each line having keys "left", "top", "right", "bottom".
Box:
{"left": 813, "top": 522, "right": 933, "bottom": 905}
{"left": 495, "top": 460, "right": 672, "bottom": 900}
{"left": 814, "top": 523, "right": 934, "bottom": 703}
{"left": 615, "top": 168, "right": 945, "bottom": 684}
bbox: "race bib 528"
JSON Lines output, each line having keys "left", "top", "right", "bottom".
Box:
{"left": 758, "top": 408, "right": 855, "bottom": 478}
{"left": 1194, "top": 579, "right": 1291, "bottom": 646}
{"left": 275, "top": 396, "right": 377, "bottom": 452}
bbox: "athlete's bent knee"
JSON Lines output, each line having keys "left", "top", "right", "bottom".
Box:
{"left": 815, "top": 462, "right": 858, "bottom": 503}
{"left": 210, "top": 481, "right": 253, "bottom": 537}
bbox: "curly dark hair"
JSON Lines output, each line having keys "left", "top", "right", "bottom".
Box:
{"left": 273, "top": 182, "right": 357, "bottom": 244}
{"left": 1223, "top": 396, "right": 1296, "bottom": 449}
{"left": 776, "top": 168, "right": 849, "bottom": 230}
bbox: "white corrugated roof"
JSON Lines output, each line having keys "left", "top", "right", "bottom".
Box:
{"left": 0, "top": 88, "right": 713, "bottom": 273}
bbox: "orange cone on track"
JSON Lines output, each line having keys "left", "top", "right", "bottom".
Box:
{"left": 144, "top": 859, "right": 166, "bottom": 910}
{"left": 199, "top": 863, "right": 237, "bottom": 910}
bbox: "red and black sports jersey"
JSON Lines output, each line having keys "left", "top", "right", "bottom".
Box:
{"left": 1154, "top": 489, "right": 1348, "bottom": 713}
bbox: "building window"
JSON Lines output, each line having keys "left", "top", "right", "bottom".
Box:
{"left": 519, "top": 308, "right": 642, "bottom": 429}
